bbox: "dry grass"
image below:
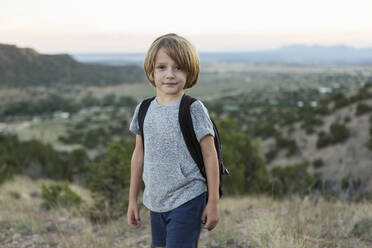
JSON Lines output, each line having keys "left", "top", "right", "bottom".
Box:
{"left": 1, "top": 176, "right": 371, "bottom": 248}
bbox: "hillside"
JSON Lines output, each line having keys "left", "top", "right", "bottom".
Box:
{"left": 0, "top": 175, "right": 371, "bottom": 247}
{"left": 261, "top": 97, "right": 372, "bottom": 191}
{"left": 0, "top": 44, "right": 146, "bottom": 87}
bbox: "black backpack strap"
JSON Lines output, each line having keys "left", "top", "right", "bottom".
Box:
{"left": 180, "top": 94, "right": 225, "bottom": 198}
{"left": 179, "top": 94, "right": 206, "bottom": 178}
{"left": 138, "top": 96, "right": 156, "bottom": 151}
{"left": 211, "top": 119, "right": 222, "bottom": 166}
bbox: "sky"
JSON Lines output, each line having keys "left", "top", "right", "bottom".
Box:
{"left": 1, "top": 0, "right": 372, "bottom": 53}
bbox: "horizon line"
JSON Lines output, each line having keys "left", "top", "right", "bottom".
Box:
{"left": 2, "top": 42, "right": 372, "bottom": 55}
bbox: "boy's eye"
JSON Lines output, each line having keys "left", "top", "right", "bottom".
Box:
{"left": 175, "top": 66, "right": 181, "bottom": 70}
{"left": 157, "top": 65, "right": 165, "bottom": 69}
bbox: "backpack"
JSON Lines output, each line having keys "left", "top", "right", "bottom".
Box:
{"left": 137, "top": 94, "right": 229, "bottom": 198}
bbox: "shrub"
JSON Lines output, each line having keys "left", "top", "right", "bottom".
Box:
{"left": 281, "top": 112, "right": 297, "bottom": 126}
{"left": 58, "top": 130, "right": 84, "bottom": 144}
{"left": 305, "top": 126, "right": 315, "bottom": 134}
{"left": 60, "top": 125, "right": 114, "bottom": 149}
{"left": 332, "top": 93, "right": 350, "bottom": 110}
{"left": 8, "top": 191, "right": 21, "bottom": 199}
{"left": 40, "top": 183, "right": 83, "bottom": 210}
{"left": 367, "top": 126, "right": 372, "bottom": 150}
{"left": 270, "top": 163, "right": 314, "bottom": 197}
{"left": 313, "top": 158, "right": 324, "bottom": 169}
{"left": 82, "top": 130, "right": 101, "bottom": 149}
{"left": 115, "top": 95, "right": 138, "bottom": 108}
{"left": 317, "top": 123, "right": 350, "bottom": 149}
{"left": 265, "top": 148, "right": 278, "bottom": 163}
{"left": 2, "top": 95, "right": 79, "bottom": 118}
{"left": 81, "top": 93, "right": 99, "bottom": 107}
{"left": 344, "top": 116, "right": 351, "bottom": 123}
{"left": 316, "top": 131, "right": 333, "bottom": 148}
{"left": 102, "top": 93, "right": 116, "bottom": 107}
{"left": 330, "top": 123, "right": 350, "bottom": 143}
{"left": 300, "top": 111, "right": 323, "bottom": 135}
{"left": 65, "top": 148, "right": 89, "bottom": 181}
{"left": 75, "top": 121, "right": 88, "bottom": 130}
{"left": 314, "top": 105, "right": 330, "bottom": 115}
{"left": 356, "top": 103, "right": 372, "bottom": 116}
{"left": 21, "top": 140, "right": 67, "bottom": 180}
{"left": 0, "top": 133, "right": 88, "bottom": 183}
{"left": 302, "top": 112, "right": 323, "bottom": 126}
{"left": 276, "top": 136, "right": 298, "bottom": 156}
{"left": 0, "top": 161, "right": 14, "bottom": 185}
{"left": 252, "top": 123, "right": 278, "bottom": 139}
{"left": 356, "top": 82, "right": 372, "bottom": 101}
{"left": 341, "top": 177, "right": 362, "bottom": 191}
{"left": 84, "top": 138, "right": 133, "bottom": 222}
{"left": 349, "top": 218, "right": 372, "bottom": 243}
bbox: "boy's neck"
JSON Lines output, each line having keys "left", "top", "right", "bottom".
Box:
{"left": 155, "top": 91, "right": 184, "bottom": 106}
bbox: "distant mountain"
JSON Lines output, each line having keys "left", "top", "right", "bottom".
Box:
{"left": 0, "top": 44, "right": 146, "bottom": 87}
{"left": 73, "top": 45, "right": 372, "bottom": 66}
{"left": 72, "top": 53, "right": 146, "bottom": 66}
{"left": 200, "top": 45, "right": 372, "bottom": 65}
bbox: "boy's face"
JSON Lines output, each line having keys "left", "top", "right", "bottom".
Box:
{"left": 153, "top": 48, "right": 187, "bottom": 97}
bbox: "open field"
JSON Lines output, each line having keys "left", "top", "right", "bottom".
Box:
{"left": 0, "top": 175, "right": 371, "bottom": 248}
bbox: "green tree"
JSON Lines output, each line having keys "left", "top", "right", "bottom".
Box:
{"left": 330, "top": 123, "right": 350, "bottom": 143}
{"left": 0, "top": 134, "right": 87, "bottom": 184}
{"left": 21, "top": 140, "right": 65, "bottom": 180}
{"left": 270, "top": 163, "right": 314, "bottom": 197}
{"left": 332, "top": 92, "right": 350, "bottom": 110}
{"left": 356, "top": 103, "right": 372, "bottom": 116}
{"left": 217, "top": 119, "right": 270, "bottom": 195}
{"left": 0, "top": 134, "right": 20, "bottom": 185}
{"left": 316, "top": 131, "right": 333, "bottom": 148}
{"left": 65, "top": 148, "right": 89, "bottom": 181}
{"left": 317, "top": 122, "right": 350, "bottom": 149}
{"left": 85, "top": 138, "right": 134, "bottom": 221}
{"left": 313, "top": 158, "right": 324, "bottom": 169}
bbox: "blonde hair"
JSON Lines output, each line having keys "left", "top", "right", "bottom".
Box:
{"left": 144, "top": 33, "right": 200, "bottom": 89}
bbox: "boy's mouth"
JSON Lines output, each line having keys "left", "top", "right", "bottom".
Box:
{"left": 163, "top": 82, "right": 177, "bottom": 86}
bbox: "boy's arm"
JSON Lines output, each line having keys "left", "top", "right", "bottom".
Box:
{"left": 127, "top": 134, "right": 144, "bottom": 229}
{"left": 200, "top": 134, "right": 220, "bottom": 230}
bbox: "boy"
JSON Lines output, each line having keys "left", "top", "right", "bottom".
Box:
{"left": 127, "top": 33, "right": 219, "bottom": 248}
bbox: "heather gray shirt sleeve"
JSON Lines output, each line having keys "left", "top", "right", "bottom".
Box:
{"left": 190, "top": 100, "right": 215, "bottom": 142}
{"left": 129, "top": 103, "right": 141, "bottom": 135}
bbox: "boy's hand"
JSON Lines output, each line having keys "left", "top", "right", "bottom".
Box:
{"left": 127, "top": 202, "right": 141, "bottom": 229}
{"left": 201, "top": 200, "right": 219, "bottom": 231}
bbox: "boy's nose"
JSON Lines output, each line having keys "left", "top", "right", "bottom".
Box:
{"left": 165, "top": 69, "right": 176, "bottom": 78}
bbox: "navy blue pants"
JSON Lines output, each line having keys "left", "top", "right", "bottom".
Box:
{"left": 150, "top": 192, "right": 207, "bottom": 248}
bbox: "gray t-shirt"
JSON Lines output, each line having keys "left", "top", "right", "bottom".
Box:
{"left": 129, "top": 96, "right": 214, "bottom": 212}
